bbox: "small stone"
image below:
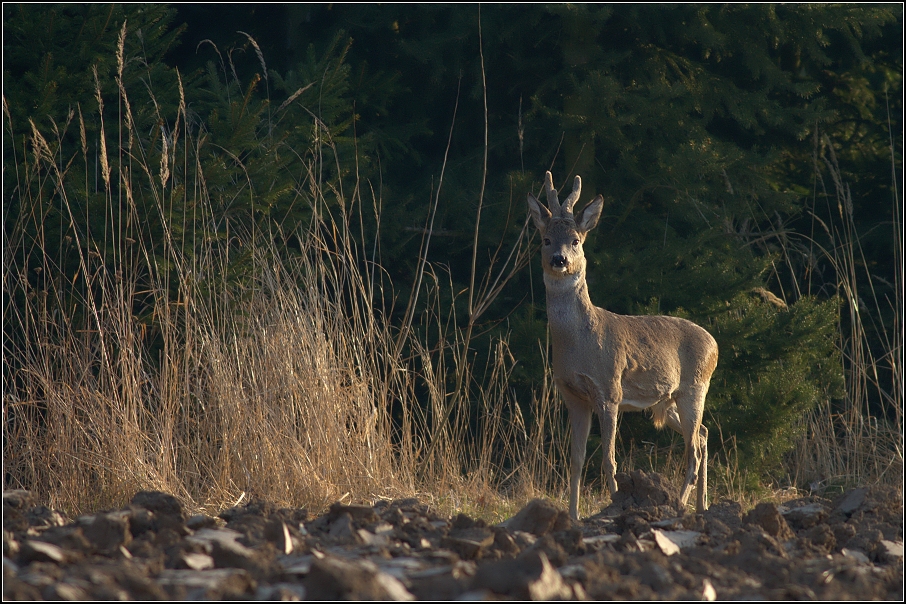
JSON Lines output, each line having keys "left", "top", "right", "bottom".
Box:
{"left": 834, "top": 488, "right": 868, "bottom": 516}
{"left": 44, "top": 581, "right": 88, "bottom": 600}
{"left": 500, "top": 499, "right": 573, "bottom": 537}
{"left": 186, "top": 514, "right": 220, "bottom": 531}
{"left": 156, "top": 568, "right": 256, "bottom": 600}
{"left": 840, "top": 547, "right": 870, "bottom": 564}
{"left": 582, "top": 534, "right": 620, "bottom": 548}
{"left": 181, "top": 552, "right": 215, "bottom": 570}
{"left": 265, "top": 519, "right": 296, "bottom": 554}
{"left": 328, "top": 503, "right": 378, "bottom": 524}
{"left": 19, "top": 539, "right": 68, "bottom": 564}
{"left": 743, "top": 503, "right": 795, "bottom": 540}
{"left": 472, "top": 550, "right": 573, "bottom": 600}
{"left": 880, "top": 540, "right": 904, "bottom": 562}
{"left": 256, "top": 582, "right": 307, "bottom": 601}
{"left": 2, "top": 490, "right": 38, "bottom": 511}
{"left": 780, "top": 502, "right": 828, "bottom": 530}
{"left": 652, "top": 529, "right": 700, "bottom": 555}
{"left": 327, "top": 512, "right": 359, "bottom": 543}
{"left": 82, "top": 511, "right": 132, "bottom": 554}
{"left": 304, "top": 554, "right": 414, "bottom": 600}
{"left": 608, "top": 470, "right": 682, "bottom": 512}
{"left": 210, "top": 537, "right": 267, "bottom": 577}
{"left": 131, "top": 491, "right": 184, "bottom": 520}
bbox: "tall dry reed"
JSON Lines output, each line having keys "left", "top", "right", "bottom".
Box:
{"left": 2, "top": 33, "right": 569, "bottom": 518}
{"left": 785, "top": 133, "right": 903, "bottom": 495}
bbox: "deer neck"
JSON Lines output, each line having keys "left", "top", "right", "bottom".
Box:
{"left": 544, "top": 263, "right": 596, "bottom": 333}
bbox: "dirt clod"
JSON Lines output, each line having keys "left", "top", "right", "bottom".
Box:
{"left": 3, "top": 478, "right": 902, "bottom": 600}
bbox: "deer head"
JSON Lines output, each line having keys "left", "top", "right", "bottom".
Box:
{"left": 527, "top": 171, "right": 605, "bottom": 278}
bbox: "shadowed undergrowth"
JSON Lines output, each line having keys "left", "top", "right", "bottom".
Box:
{"left": 3, "top": 24, "right": 901, "bottom": 519}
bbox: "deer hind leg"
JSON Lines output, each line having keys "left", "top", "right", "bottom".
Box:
{"left": 566, "top": 404, "right": 592, "bottom": 522}
{"left": 696, "top": 422, "right": 708, "bottom": 511}
{"left": 664, "top": 389, "right": 708, "bottom": 512}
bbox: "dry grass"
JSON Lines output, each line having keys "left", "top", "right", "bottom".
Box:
{"left": 1, "top": 56, "right": 570, "bottom": 519}
{"left": 3, "top": 33, "right": 901, "bottom": 521}
{"left": 783, "top": 134, "right": 903, "bottom": 498}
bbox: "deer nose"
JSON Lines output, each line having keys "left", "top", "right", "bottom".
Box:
{"left": 551, "top": 254, "right": 567, "bottom": 268}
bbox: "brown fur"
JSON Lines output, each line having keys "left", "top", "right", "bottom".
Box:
{"left": 528, "top": 172, "right": 718, "bottom": 520}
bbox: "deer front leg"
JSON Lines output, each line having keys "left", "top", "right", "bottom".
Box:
{"left": 566, "top": 404, "right": 592, "bottom": 522}
{"left": 597, "top": 402, "right": 620, "bottom": 500}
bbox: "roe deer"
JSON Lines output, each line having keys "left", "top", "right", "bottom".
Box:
{"left": 527, "top": 171, "right": 718, "bottom": 520}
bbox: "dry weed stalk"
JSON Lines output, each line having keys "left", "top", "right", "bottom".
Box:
{"left": 2, "top": 32, "right": 565, "bottom": 517}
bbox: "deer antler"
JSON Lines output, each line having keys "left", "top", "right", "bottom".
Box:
{"left": 562, "top": 175, "right": 582, "bottom": 215}
{"left": 543, "top": 171, "right": 560, "bottom": 211}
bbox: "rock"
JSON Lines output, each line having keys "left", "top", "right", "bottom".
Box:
{"left": 3, "top": 491, "right": 38, "bottom": 533}
{"left": 156, "top": 568, "right": 256, "bottom": 599}
{"left": 651, "top": 529, "right": 701, "bottom": 555}
{"left": 833, "top": 520, "right": 858, "bottom": 546}
{"left": 743, "top": 503, "right": 795, "bottom": 541}
{"left": 442, "top": 527, "right": 495, "bottom": 560}
{"left": 408, "top": 569, "right": 471, "bottom": 600}
{"left": 356, "top": 527, "right": 391, "bottom": 548}
{"left": 3, "top": 477, "right": 901, "bottom": 602}
{"left": 840, "top": 547, "right": 870, "bottom": 564}
{"left": 256, "top": 582, "right": 307, "bottom": 600}
{"left": 702, "top": 577, "right": 717, "bottom": 601}
{"left": 779, "top": 500, "right": 829, "bottom": 530}
{"left": 328, "top": 512, "right": 359, "bottom": 543}
{"left": 188, "top": 526, "right": 245, "bottom": 547}
{"left": 265, "top": 518, "right": 298, "bottom": 554}
{"left": 523, "top": 534, "right": 569, "bottom": 567}
{"left": 210, "top": 537, "right": 270, "bottom": 578}
{"left": 472, "top": 550, "right": 574, "bottom": 600}
{"left": 2, "top": 490, "right": 38, "bottom": 511}
{"left": 82, "top": 511, "right": 132, "bottom": 554}
{"left": 43, "top": 580, "right": 89, "bottom": 600}
{"left": 225, "top": 513, "right": 268, "bottom": 546}
{"left": 18, "top": 539, "right": 69, "bottom": 564}
{"left": 26, "top": 524, "right": 91, "bottom": 553}
{"left": 879, "top": 540, "right": 904, "bottom": 563}
{"left": 834, "top": 488, "right": 868, "bottom": 516}
{"left": 2, "top": 575, "right": 42, "bottom": 600}
{"left": 328, "top": 502, "right": 379, "bottom": 524}
{"left": 608, "top": 470, "right": 682, "bottom": 514}
{"left": 704, "top": 516, "right": 732, "bottom": 540}
{"left": 500, "top": 498, "right": 573, "bottom": 536}
{"left": 180, "top": 552, "right": 215, "bottom": 570}
{"left": 3, "top": 530, "right": 19, "bottom": 559}
{"left": 124, "top": 505, "right": 155, "bottom": 537}
{"left": 582, "top": 533, "right": 620, "bottom": 549}
{"left": 130, "top": 491, "right": 184, "bottom": 520}
{"left": 27, "top": 506, "right": 68, "bottom": 531}
{"left": 804, "top": 523, "right": 836, "bottom": 553}
{"left": 702, "top": 500, "right": 743, "bottom": 530}
{"left": 304, "top": 554, "right": 414, "bottom": 600}
{"left": 186, "top": 513, "right": 221, "bottom": 531}
{"left": 69, "top": 558, "right": 168, "bottom": 600}
{"left": 490, "top": 526, "right": 522, "bottom": 556}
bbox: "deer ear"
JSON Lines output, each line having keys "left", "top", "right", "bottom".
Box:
{"left": 576, "top": 195, "right": 604, "bottom": 234}
{"left": 527, "top": 193, "right": 552, "bottom": 231}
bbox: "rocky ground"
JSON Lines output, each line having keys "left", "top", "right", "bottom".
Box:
{"left": 3, "top": 470, "right": 903, "bottom": 600}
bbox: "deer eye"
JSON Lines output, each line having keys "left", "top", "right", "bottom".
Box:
{"left": 572, "top": 238, "right": 580, "bottom": 246}
{"left": 543, "top": 238, "right": 551, "bottom": 246}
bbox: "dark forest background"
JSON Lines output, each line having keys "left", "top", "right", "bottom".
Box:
{"left": 4, "top": 4, "right": 902, "bottom": 502}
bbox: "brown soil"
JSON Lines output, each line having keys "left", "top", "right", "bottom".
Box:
{"left": 3, "top": 470, "right": 902, "bottom": 600}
